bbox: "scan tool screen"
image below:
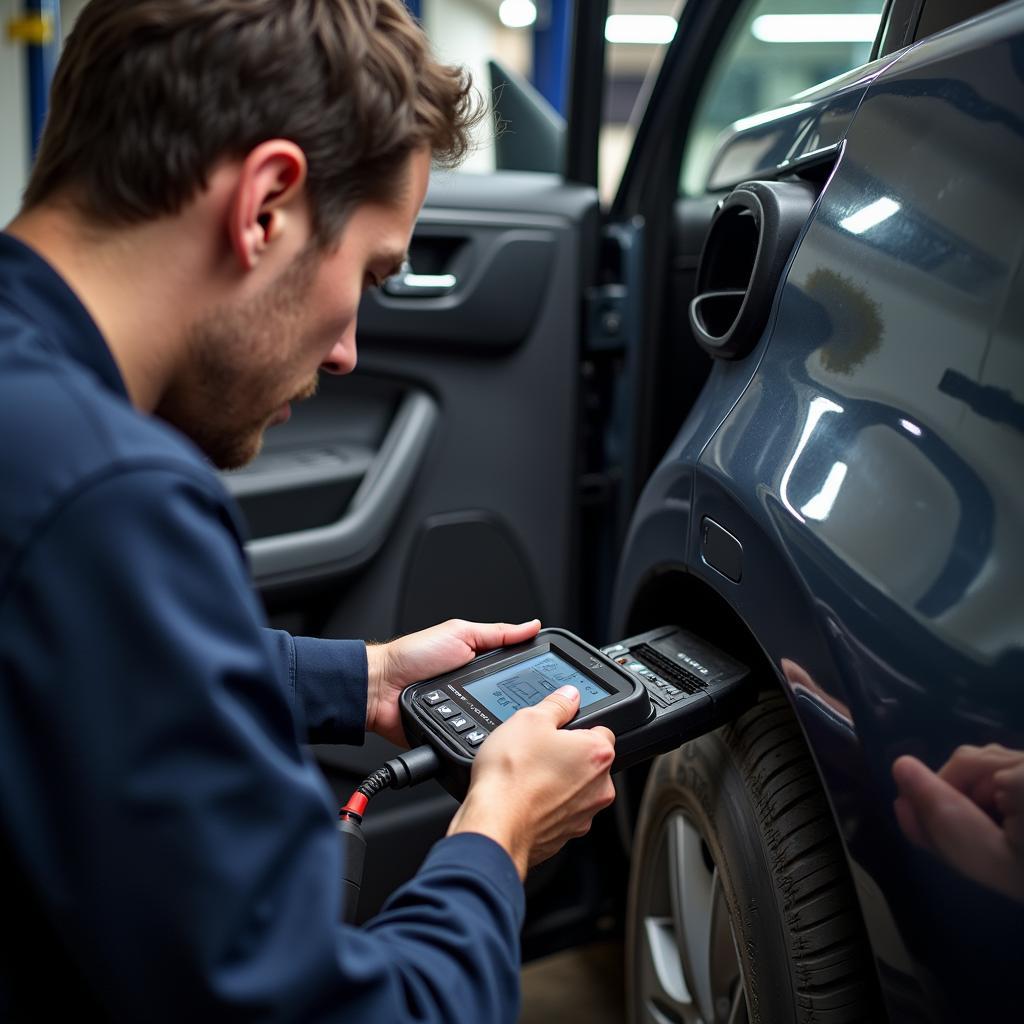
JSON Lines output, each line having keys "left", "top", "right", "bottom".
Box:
{"left": 463, "top": 652, "right": 610, "bottom": 722}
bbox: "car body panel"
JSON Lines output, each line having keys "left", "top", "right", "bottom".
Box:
{"left": 614, "top": 4, "right": 1024, "bottom": 1018}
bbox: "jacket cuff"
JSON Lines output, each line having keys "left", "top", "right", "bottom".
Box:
{"left": 291, "top": 635, "right": 368, "bottom": 745}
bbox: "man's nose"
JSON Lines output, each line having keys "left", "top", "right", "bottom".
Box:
{"left": 320, "top": 322, "right": 357, "bottom": 375}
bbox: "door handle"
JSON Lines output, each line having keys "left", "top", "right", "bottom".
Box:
{"left": 245, "top": 390, "right": 439, "bottom": 586}
{"left": 382, "top": 267, "right": 457, "bottom": 298}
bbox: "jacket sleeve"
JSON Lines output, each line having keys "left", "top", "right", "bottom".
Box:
{"left": 262, "top": 628, "right": 369, "bottom": 745}
{"left": 0, "top": 464, "right": 524, "bottom": 1023}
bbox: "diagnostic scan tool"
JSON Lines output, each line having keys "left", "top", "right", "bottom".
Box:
{"left": 399, "top": 626, "right": 755, "bottom": 798}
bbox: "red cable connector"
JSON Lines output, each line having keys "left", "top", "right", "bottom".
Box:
{"left": 340, "top": 791, "right": 369, "bottom": 818}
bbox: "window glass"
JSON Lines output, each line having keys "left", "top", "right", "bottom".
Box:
{"left": 680, "top": 0, "right": 886, "bottom": 197}
{"left": 423, "top": 0, "right": 678, "bottom": 200}
{"left": 421, "top": 0, "right": 536, "bottom": 175}
{"left": 600, "top": 0, "right": 678, "bottom": 202}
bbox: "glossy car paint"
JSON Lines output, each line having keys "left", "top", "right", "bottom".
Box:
{"left": 614, "top": 6, "right": 1024, "bottom": 1019}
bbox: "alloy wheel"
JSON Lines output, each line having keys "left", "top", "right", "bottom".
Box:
{"left": 635, "top": 812, "right": 749, "bottom": 1024}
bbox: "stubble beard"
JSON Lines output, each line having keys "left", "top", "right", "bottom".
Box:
{"left": 156, "top": 247, "right": 321, "bottom": 470}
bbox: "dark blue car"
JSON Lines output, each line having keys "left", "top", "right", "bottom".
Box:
{"left": 610, "top": 2, "right": 1024, "bottom": 1020}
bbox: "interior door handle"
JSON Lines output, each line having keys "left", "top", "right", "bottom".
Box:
{"left": 382, "top": 269, "right": 457, "bottom": 298}
{"left": 245, "top": 390, "right": 438, "bottom": 586}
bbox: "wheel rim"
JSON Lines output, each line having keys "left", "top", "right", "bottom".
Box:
{"left": 635, "top": 812, "right": 749, "bottom": 1024}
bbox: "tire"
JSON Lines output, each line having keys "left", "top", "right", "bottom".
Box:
{"left": 626, "top": 694, "right": 883, "bottom": 1024}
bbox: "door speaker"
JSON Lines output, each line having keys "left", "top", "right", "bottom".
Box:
{"left": 398, "top": 512, "right": 542, "bottom": 634}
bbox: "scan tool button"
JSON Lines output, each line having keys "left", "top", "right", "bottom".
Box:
{"left": 449, "top": 715, "right": 473, "bottom": 733}
{"left": 422, "top": 690, "right": 446, "bottom": 705}
{"left": 434, "top": 703, "right": 460, "bottom": 720}
{"left": 465, "top": 729, "right": 487, "bottom": 747}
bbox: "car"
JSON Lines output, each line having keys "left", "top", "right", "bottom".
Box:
{"left": 221, "top": 0, "right": 1023, "bottom": 1019}
{"left": 609, "top": 1, "right": 1024, "bottom": 1019}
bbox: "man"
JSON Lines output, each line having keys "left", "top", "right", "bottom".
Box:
{"left": 0, "top": 1, "right": 617, "bottom": 1020}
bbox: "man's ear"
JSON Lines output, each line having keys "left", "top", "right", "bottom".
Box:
{"left": 228, "top": 140, "right": 309, "bottom": 272}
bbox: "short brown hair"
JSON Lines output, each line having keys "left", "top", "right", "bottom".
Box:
{"left": 24, "top": 0, "right": 479, "bottom": 244}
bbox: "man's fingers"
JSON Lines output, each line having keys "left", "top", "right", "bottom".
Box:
{"left": 893, "top": 755, "right": 1020, "bottom": 895}
{"left": 994, "top": 763, "right": 1024, "bottom": 851}
{"left": 535, "top": 685, "right": 580, "bottom": 726}
{"left": 937, "top": 743, "right": 1020, "bottom": 794}
{"left": 993, "top": 762, "right": 1024, "bottom": 806}
{"left": 893, "top": 795, "right": 928, "bottom": 848}
{"left": 459, "top": 618, "right": 542, "bottom": 653}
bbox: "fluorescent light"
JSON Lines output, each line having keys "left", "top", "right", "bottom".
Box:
{"left": 605, "top": 14, "right": 677, "bottom": 45}
{"left": 499, "top": 0, "right": 536, "bottom": 29}
{"left": 752, "top": 14, "right": 881, "bottom": 43}
{"left": 900, "top": 418, "right": 923, "bottom": 437}
{"left": 840, "top": 197, "right": 900, "bottom": 235}
{"left": 733, "top": 101, "right": 812, "bottom": 132}
{"left": 801, "top": 462, "right": 848, "bottom": 521}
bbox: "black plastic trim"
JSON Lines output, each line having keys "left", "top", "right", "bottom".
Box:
{"left": 565, "top": 0, "right": 608, "bottom": 186}
{"left": 246, "top": 390, "right": 438, "bottom": 587}
{"left": 688, "top": 180, "right": 817, "bottom": 360}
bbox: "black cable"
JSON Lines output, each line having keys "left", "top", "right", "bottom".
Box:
{"left": 356, "top": 766, "right": 393, "bottom": 801}
{"left": 337, "top": 744, "right": 441, "bottom": 924}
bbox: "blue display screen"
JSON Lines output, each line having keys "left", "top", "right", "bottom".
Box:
{"left": 463, "top": 652, "right": 609, "bottom": 722}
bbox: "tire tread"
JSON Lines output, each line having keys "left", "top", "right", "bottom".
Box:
{"left": 723, "top": 694, "right": 882, "bottom": 1023}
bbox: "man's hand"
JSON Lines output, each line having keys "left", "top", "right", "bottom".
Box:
{"left": 892, "top": 745, "right": 1024, "bottom": 903}
{"left": 446, "top": 686, "right": 617, "bottom": 879}
{"left": 364, "top": 618, "right": 542, "bottom": 747}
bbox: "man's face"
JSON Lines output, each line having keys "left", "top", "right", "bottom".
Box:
{"left": 156, "top": 148, "right": 430, "bottom": 469}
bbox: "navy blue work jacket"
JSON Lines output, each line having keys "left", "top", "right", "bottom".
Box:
{"left": 0, "top": 233, "right": 523, "bottom": 1021}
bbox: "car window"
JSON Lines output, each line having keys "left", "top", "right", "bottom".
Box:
{"left": 417, "top": 0, "right": 577, "bottom": 175}
{"left": 422, "top": 0, "right": 677, "bottom": 200}
{"left": 679, "top": 0, "right": 886, "bottom": 197}
{"left": 600, "top": 0, "right": 678, "bottom": 201}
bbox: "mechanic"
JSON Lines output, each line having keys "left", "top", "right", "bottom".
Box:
{"left": 0, "top": 1, "right": 617, "bottom": 1020}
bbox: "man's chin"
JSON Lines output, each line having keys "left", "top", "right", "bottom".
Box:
{"left": 267, "top": 402, "right": 292, "bottom": 427}
{"left": 207, "top": 425, "right": 267, "bottom": 471}
{"left": 203, "top": 403, "right": 305, "bottom": 468}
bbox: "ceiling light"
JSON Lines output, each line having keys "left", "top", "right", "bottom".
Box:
{"left": 732, "top": 101, "right": 812, "bottom": 132}
{"left": 605, "top": 14, "right": 677, "bottom": 45}
{"left": 751, "top": 14, "right": 881, "bottom": 43}
{"left": 840, "top": 197, "right": 900, "bottom": 235}
{"left": 499, "top": 0, "right": 537, "bottom": 29}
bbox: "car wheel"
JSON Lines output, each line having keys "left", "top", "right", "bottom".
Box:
{"left": 626, "top": 694, "right": 881, "bottom": 1023}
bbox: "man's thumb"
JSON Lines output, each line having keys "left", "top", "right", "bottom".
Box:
{"left": 538, "top": 685, "right": 580, "bottom": 726}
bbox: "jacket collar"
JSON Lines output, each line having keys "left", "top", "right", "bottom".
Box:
{"left": 0, "top": 231, "right": 128, "bottom": 400}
